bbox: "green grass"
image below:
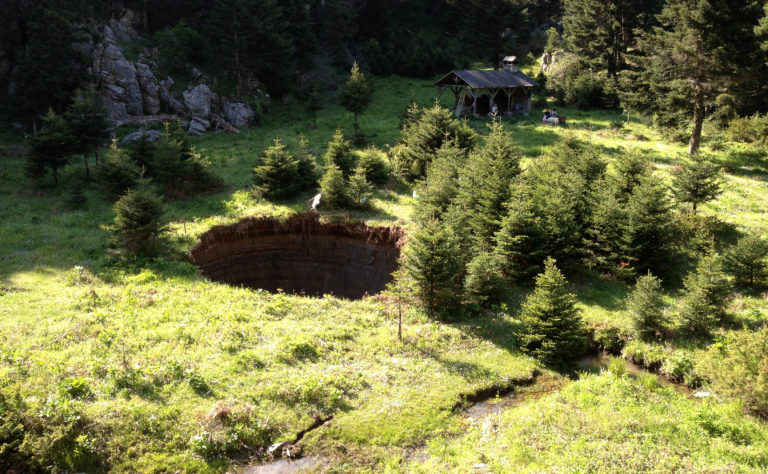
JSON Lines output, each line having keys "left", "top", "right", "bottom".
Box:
{"left": 2, "top": 75, "right": 768, "bottom": 471}
{"left": 402, "top": 372, "right": 768, "bottom": 472}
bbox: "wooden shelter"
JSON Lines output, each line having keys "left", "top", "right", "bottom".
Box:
{"left": 434, "top": 56, "right": 538, "bottom": 117}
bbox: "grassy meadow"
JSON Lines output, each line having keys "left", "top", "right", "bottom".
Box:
{"left": 1, "top": 75, "right": 768, "bottom": 471}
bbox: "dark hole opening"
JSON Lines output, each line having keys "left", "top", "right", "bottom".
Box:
{"left": 191, "top": 214, "right": 403, "bottom": 300}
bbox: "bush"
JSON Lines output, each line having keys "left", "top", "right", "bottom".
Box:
{"left": 678, "top": 254, "right": 732, "bottom": 336}
{"left": 355, "top": 146, "right": 390, "bottom": 184}
{"left": 463, "top": 251, "right": 509, "bottom": 307}
{"left": 113, "top": 186, "right": 166, "bottom": 257}
{"left": 318, "top": 163, "right": 350, "bottom": 209}
{"left": 253, "top": 138, "right": 304, "bottom": 200}
{"left": 323, "top": 128, "right": 355, "bottom": 176}
{"left": 723, "top": 234, "right": 768, "bottom": 288}
{"left": 347, "top": 164, "right": 372, "bottom": 207}
{"left": 97, "top": 142, "right": 142, "bottom": 199}
{"left": 725, "top": 114, "right": 768, "bottom": 143}
{"left": 699, "top": 328, "right": 768, "bottom": 417}
{"left": 518, "top": 258, "right": 586, "bottom": 365}
{"left": 627, "top": 273, "right": 668, "bottom": 341}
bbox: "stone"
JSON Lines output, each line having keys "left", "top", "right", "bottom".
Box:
{"left": 188, "top": 116, "right": 210, "bottom": 136}
{"left": 135, "top": 63, "right": 161, "bottom": 115}
{"left": 121, "top": 129, "right": 163, "bottom": 145}
{"left": 267, "top": 441, "right": 290, "bottom": 457}
{"left": 223, "top": 101, "right": 255, "bottom": 128}
{"left": 183, "top": 85, "right": 212, "bottom": 118}
{"left": 693, "top": 391, "right": 711, "bottom": 398}
{"left": 159, "top": 78, "right": 185, "bottom": 115}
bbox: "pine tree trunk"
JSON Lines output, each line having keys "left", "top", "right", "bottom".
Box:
{"left": 688, "top": 92, "right": 705, "bottom": 155}
{"left": 353, "top": 111, "right": 358, "bottom": 136}
{"left": 52, "top": 166, "right": 58, "bottom": 185}
{"left": 83, "top": 154, "right": 90, "bottom": 177}
{"left": 94, "top": 147, "right": 99, "bottom": 165}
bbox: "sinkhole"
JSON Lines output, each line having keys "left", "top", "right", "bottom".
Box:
{"left": 191, "top": 214, "right": 404, "bottom": 300}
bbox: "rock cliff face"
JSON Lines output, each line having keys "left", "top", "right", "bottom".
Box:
{"left": 89, "top": 10, "right": 255, "bottom": 134}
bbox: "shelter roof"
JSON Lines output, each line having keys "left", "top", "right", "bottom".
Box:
{"left": 433, "top": 70, "right": 538, "bottom": 89}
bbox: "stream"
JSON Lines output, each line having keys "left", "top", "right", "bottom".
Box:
{"left": 241, "top": 354, "right": 690, "bottom": 473}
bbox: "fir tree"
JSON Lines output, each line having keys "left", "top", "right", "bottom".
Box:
{"left": 404, "top": 219, "right": 464, "bottom": 314}
{"left": 295, "top": 133, "right": 319, "bottom": 190}
{"left": 26, "top": 109, "right": 76, "bottom": 185}
{"left": 318, "top": 163, "right": 349, "bottom": 208}
{"left": 563, "top": 0, "right": 660, "bottom": 76}
{"left": 97, "top": 141, "right": 143, "bottom": 200}
{"left": 518, "top": 258, "right": 586, "bottom": 365}
{"left": 678, "top": 254, "right": 732, "bottom": 336}
{"left": 339, "top": 62, "right": 372, "bottom": 136}
{"left": 463, "top": 251, "right": 509, "bottom": 307}
{"left": 66, "top": 85, "right": 111, "bottom": 176}
{"left": 633, "top": 0, "right": 763, "bottom": 154}
{"left": 10, "top": 4, "right": 89, "bottom": 126}
{"left": 323, "top": 128, "right": 355, "bottom": 176}
{"left": 204, "top": 0, "right": 293, "bottom": 96}
{"left": 454, "top": 121, "right": 522, "bottom": 249}
{"left": 623, "top": 176, "right": 675, "bottom": 276}
{"left": 347, "top": 164, "right": 372, "bottom": 207}
{"left": 304, "top": 78, "right": 322, "bottom": 130}
{"left": 393, "top": 104, "right": 477, "bottom": 181}
{"left": 131, "top": 132, "right": 156, "bottom": 172}
{"left": 113, "top": 185, "right": 166, "bottom": 258}
{"left": 253, "top": 138, "right": 302, "bottom": 200}
{"left": 414, "top": 140, "right": 465, "bottom": 223}
{"left": 723, "top": 234, "right": 768, "bottom": 288}
{"left": 494, "top": 187, "right": 547, "bottom": 282}
{"left": 628, "top": 273, "right": 667, "bottom": 341}
{"left": 671, "top": 154, "right": 723, "bottom": 213}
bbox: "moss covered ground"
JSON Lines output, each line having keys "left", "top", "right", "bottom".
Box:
{"left": 1, "top": 75, "right": 768, "bottom": 471}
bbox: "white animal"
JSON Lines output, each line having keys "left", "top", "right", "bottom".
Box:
{"left": 310, "top": 193, "right": 322, "bottom": 211}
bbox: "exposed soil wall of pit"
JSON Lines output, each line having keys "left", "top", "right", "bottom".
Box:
{"left": 191, "top": 214, "right": 405, "bottom": 300}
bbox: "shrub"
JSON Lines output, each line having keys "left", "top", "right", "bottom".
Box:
{"left": 347, "top": 164, "right": 373, "bottom": 207}
{"left": 393, "top": 103, "right": 477, "bottom": 181}
{"left": 678, "top": 254, "right": 732, "bottom": 336}
{"left": 518, "top": 258, "right": 586, "bottom": 365}
{"left": 463, "top": 251, "right": 509, "bottom": 307}
{"left": 698, "top": 328, "right": 768, "bottom": 417}
{"left": 627, "top": 273, "right": 668, "bottom": 341}
{"left": 723, "top": 233, "right": 768, "bottom": 288}
{"left": 725, "top": 114, "right": 768, "bottom": 143}
{"left": 323, "top": 128, "right": 355, "bottom": 176}
{"left": 318, "top": 163, "right": 350, "bottom": 209}
{"left": 253, "top": 138, "right": 303, "bottom": 200}
{"left": 671, "top": 153, "right": 723, "bottom": 213}
{"left": 355, "top": 146, "right": 389, "bottom": 184}
{"left": 112, "top": 185, "right": 166, "bottom": 257}
{"left": 58, "top": 377, "right": 92, "bottom": 400}
{"left": 97, "top": 142, "right": 142, "bottom": 199}
{"left": 607, "top": 356, "right": 626, "bottom": 377}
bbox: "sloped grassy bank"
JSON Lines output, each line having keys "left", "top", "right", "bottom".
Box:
{"left": 0, "top": 262, "right": 537, "bottom": 471}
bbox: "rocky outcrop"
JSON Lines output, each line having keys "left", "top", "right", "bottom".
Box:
{"left": 121, "top": 129, "right": 163, "bottom": 145}
{"left": 188, "top": 116, "right": 210, "bottom": 136}
{"left": 223, "top": 100, "right": 255, "bottom": 128}
{"left": 135, "top": 63, "right": 160, "bottom": 115}
{"left": 89, "top": 9, "right": 255, "bottom": 135}
{"left": 183, "top": 85, "right": 212, "bottom": 118}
